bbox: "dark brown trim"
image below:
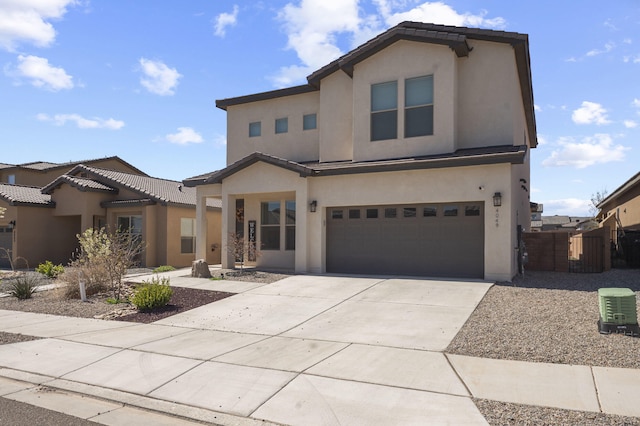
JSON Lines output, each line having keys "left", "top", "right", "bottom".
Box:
{"left": 216, "top": 85, "right": 318, "bottom": 111}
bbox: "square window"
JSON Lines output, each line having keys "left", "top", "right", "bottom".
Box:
{"left": 444, "top": 205, "right": 458, "bottom": 217}
{"left": 403, "top": 207, "right": 417, "bottom": 218}
{"left": 332, "top": 210, "right": 343, "bottom": 219}
{"left": 423, "top": 206, "right": 437, "bottom": 217}
{"left": 249, "top": 121, "right": 261, "bottom": 137}
{"left": 303, "top": 113, "right": 317, "bottom": 130}
{"left": 275, "top": 117, "right": 288, "bottom": 134}
{"left": 349, "top": 209, "right": 361, "bottom": 219}
{"left": 384, "top": 208, "right": 397, "bottom": 218}
{"left": 366, "top": 208, "right": 378, "bottom": 219}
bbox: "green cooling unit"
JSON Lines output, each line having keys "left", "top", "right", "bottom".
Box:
{"left": 598, "top": 288, "right": 640, "bottom": 336}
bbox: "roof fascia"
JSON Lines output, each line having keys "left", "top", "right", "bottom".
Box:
{"left": 215, "top": 85, "right": 318, "bottom": 110}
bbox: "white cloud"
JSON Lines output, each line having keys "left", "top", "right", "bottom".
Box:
{"left": 165, "top": 127, "right": 203, "bottom": 145}
{"left": 543, "top": 198, "right": 591, "bottom": 216}
{"left": 37, "top": 113, "right": 124, "bottom": 129}
{"left": 536, "top": 135, "right": 547, "bottom": 146}
{"left": 0, "top": 0, "right": 78, "bottom": 51}
{"left": 542, "top": 134, "right": 628, "bottom": 168}
{"left": 213, "top": 133, "right": 227, "bottom": 146}
{"left": 272, "top": 0, "right": 504, "bottom": 86}
{"left": 7, "top": 55, "right": 73, "bottom": 91}
{"left": 571, "top": 101, "right": 611, "bottom": 125}
{"left": 138, "top": 58, "right": 182, "bottom": 96}
{"left": 214, "top": 5, "right": 239, "bottom": 37}
{"left": 586, "top": 42, "right": 615, "bottom": 57}
{"left": 633, "top": 98, "right": 640, "bottom": 109}
{"left": 624, "top": 120, "right": 637, "bottom": 128}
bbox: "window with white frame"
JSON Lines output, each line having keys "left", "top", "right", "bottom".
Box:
{"left": 275, "top": 117, "right": 288, "bottom": 134}
{"left": 405, "top": 75, "right": 434, "bottom": 137}
{"left": 371, "top": 81, "right": 398, "bottom": 141}
{"left": 180, "top": 218, "right": 196, "bottom": 254}
{"left": 303, "top": 113, "right": 317, "bottom": 130}
{"left": 249, "top": 121, "right": 261, "bottom": 137}
{"left": 261, "top": 201, "right": 280, "bottom": 250}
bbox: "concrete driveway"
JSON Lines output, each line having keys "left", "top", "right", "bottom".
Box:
{"left": 0, "top": 274, "right": 492, "bottom": 425}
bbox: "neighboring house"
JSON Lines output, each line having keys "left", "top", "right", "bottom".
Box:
{"left": 185, "top": 22, "right": 537, "bottom": 281}
{"left": 538, "top": 215, "right": 593, "bottom": 233}
{"left": 0, "top": 156, "right": 147, "bottom": 187}
{"left": 597, "top": 171, "right": 640, "bottom": 232}
{"left": 530, "top": 202, "right": 543, "bottom": 231}
{"left": 0, "top": 164, "right": 221, "bottom": 269}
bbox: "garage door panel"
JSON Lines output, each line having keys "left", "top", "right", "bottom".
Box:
{"left": 327, "top": 203, "right": 484, "bottom": 278}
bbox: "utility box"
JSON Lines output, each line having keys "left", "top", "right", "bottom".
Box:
{"left": 598, "top": 287, "right": 640, "bottom": 336}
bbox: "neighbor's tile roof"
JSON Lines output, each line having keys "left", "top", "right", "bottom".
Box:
{"left": 184, "top": 145, "right": 527, "bottom": 187}
{"left": 0, "top": 183, "right": 53, "bottom": 206}
{"left": 51, "top": 175, "right": 118, "bottom": 193}
{"left": 2, "top": 156, "right": 148, "bottom": 176}
{"left": 44, "top": 165, "right": 221, "bottom": 209}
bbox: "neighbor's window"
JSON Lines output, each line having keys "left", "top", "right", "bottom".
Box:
{"left": 303, "top": 113, "right": 317, "bottom": 130}
{"left": 261, "top": 201, "right": 280, "bottom": 250}
{"left": 371, "top": 81, "right": 398, "bottom": 141}
{"left": 285, "top": 200, "right": 296, "bottom": 250}
{"left": 249, "top": 121, "right": 261, "bottom": 137}
{"left": 7, "top": 174, "right": 15, "bottom": 184}
{"left": 117, "top": 215, "right": 142, "bottom": 236}
{"left": 275, "top": 117, "right": 288, "bottom": 134}
{"left": 180, "top": 218, "right": 196, "bottom": 254}
{"left": 405, "top": 75, "right": 434, "bottom": 137}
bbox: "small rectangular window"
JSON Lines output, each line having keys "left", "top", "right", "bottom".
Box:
{"left": 366, "top": 208, "right": 378, "bottom": 219}
{"left": 180, "top": 218, "right": 196, "bottom": 254}
{"left": 7, "top": 174, "right": 15, "bottom": 184}
{"left": 303, "top": 113, "right": 317, "bottom": 130}
{"left": 384, "top": 208, "right": 397, "bottom": 218}
{"left": 403, "top": 207, "right": 417, "bottom": 218}
{"left": 465, "top": 205, "right": 481, "bottom": 216}
{"left": 332, "top": 210, "right": 343, "bottom": 219}
{"left": 275, "top": 117, "right": 288, "bottom": 134}
{"left": 423, "top": 206, "right": 437, "bottom": 217}
{"left": 249, "top": 121, "right": 261, "bottom": 137}
{"left": 444, "top": 205, "right": 458, "bottom": 217}
{"left": 371, "top": 81, "right": 398, "bottom": 141}
{"left": 405, "top": 75, "right": 434, "bottom": 137}
{"left": 349, "top": 209, "right": 361, "bottom": 219}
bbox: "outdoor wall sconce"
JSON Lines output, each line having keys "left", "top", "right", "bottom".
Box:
{"left": 8, "top": 220, "right": 16, "bottom": 230}
{"left": 493, "top": 192, "right": 502, "bottom": 207}
{"left": 309, "top": 200, "right": 317, "bottom": 213}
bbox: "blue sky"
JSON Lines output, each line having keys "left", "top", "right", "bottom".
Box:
{"left": 1, "top": 1, "right": 639, "bottom": 216}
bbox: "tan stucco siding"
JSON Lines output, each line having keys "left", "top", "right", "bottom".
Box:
{"left": 319, "top": 71, "right": 354, "bottom": 162}
{"left": 351, "top": 40, "right": 456, "bottom": 161}
{"left": 51, "top": 185, "right": 108, "bottom": 230}
{"left": 226, "top": 91, "right": 320, "bottom": 165}
{"left": 601, "top": 185, "right": 640, "bottom": 229}
{"left": 457, "top": 40, "right": 522, "bottom": 149}
{"left": 164, "top": 205, "right": 221, "bottom": 268}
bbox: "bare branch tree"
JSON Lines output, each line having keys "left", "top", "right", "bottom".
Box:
{"left": 226, "top": 232, "right": 259, "bottom": 273}
{"left": 589, "top": 189, "right": 608, "bottom": 218}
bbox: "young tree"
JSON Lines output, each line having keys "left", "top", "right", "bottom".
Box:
{"left": 226, "top": 232, "right": 259, "bottom": 273}
{"left": 589, "top": 189, "right": 608, "bottom": 218}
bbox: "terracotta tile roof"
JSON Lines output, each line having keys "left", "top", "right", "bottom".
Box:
{"left": 2, "top": 156, "right": 148, "bottom": 176}
{"left": 0, "top": 183, "right": 53, "bottom": 206}
{"left": 0, "top": 163, "right": 14, "bottom": 170}
{"left": 185, "top": 145, "right": 527, "bottom": 187}
{"left": 44, "top": 165, "right": 222, "bottom": 209}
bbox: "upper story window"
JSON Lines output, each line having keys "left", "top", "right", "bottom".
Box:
{"left": 249, "top": 121, "right": 261, "bottom": 137}
{"left": 275, "top": 117, "right": 288, "bottom": 134}
{"left": 405, "top": 75, "right": 434, "bottom": 137}
{"left": 303, "top": 113, "right": 317, "bottom": 130}
{"left": 7, "top": 174, "right": 15, "bottom": 184}
{"left": 371, "top": 81, "right": 398, "bottom": 141}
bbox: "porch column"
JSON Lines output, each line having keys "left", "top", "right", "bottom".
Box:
{"left": 295, "top": 185, "right": 308, "bottom": 273}
{"left": 195, "top": 193, "right": 208, "bottom": 261}
{"left": 222, "top": 193, "right": 236, "bottom": 269}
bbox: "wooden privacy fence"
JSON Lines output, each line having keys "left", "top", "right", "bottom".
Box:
{"left": 523, "top": 227, "right": 611, "bottom": 273}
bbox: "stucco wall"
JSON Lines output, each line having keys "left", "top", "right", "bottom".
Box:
{"left": 601, "top": 185, "right": 640, "bottom": 230}
{"left": 319, "top": 71, "right": 354, "bottom": 162}
{"left": 351, "top": 40, "right": 457, "bottom": 161}
{"left": 226, "top": 91, "right": 320, "bottom": 165}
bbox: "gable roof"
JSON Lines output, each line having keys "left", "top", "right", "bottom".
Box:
{"left": 0, "top": 183, "right": 53, "bottom": 207}
{"left": 1, "top": 156, "right": 148, "bottom": 176}
{"left": 184, "top": 145, "right": 527, "bottom": 187}
{"left": 214, "top": 21, "right": 536, "bottom": 148}
{"left": 596, "top": 170, "right": 640, "bottom": 211}
{"left": 43, "top": 165, "right": 221, "bottom": 209}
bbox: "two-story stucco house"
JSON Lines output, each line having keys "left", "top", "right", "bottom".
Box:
{"left": 185, "top": 22, "right": 537, "bottom": 281}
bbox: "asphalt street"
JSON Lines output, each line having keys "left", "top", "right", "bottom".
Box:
{"left": 0, "top": 396, "right": 99, "bottom": 425}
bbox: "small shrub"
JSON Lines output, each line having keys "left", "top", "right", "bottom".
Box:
{"left": 57, "top": 267, "right": 108, "bottom": 300}
{"left": 9, "top": 274, "right": 39, "bottom": 300}
{"left": 35, "top": 261, "right": 65, "bottom": 279}
{"left": 130, "top": 277, "right": 173, "bottom": 311}
{"left": 153, "top": 265, "right": 176, "bottom": 273}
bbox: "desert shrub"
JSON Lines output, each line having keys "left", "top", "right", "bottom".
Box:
{"left": 153, "top": 265, "right": 176, "bottom": 273}
{"left": 8, "top": 274, "right": 40, "bottom": 299}
{"left": 130, "top": 277, "right": 173, "bottom": 311}
{"left": 35, "top": 261, "right": 65, "bottom": 279}
{"left": 57, "top": 266, "right": 108, "bottom": 299}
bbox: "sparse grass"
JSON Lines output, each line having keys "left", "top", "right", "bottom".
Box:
{"left": 153, "top": 265, "right": 176, "bottom": 273}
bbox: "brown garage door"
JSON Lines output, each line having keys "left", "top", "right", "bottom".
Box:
{"left": 326, "top": 203, "right": 484, "bottom": 278}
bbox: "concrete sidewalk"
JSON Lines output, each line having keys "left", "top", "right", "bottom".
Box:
{"left": 0, "top": 273, "right": 639, "bottom": 424}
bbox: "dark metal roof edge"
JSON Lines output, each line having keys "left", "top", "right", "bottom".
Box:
{"left": 597, "top": 170, "right": 640, "bottom": 209}
{"left": 215, "top": 85, "right": 318, "bottom": 110}
{"left": 11, "top": 200, "right": 56, "bottom": 208}
{"left": 41, "top": 174, "right": 117, "bottom": 195}
{"left": 100, "top": 199, "right": 156, "bottom": 208}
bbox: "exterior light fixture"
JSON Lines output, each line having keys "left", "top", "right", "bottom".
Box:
{"left": 310, "top": 200, "right": 317, "bottom": 213}
{"left": 493, "top": 192, "right": 502, "bottom": 207}
{"left": 8, "top": 220, "right": 16, "bottom": 230}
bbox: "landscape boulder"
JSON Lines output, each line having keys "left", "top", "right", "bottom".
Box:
{"left": 191, "top": 259, "right": 211, "bottom": 278}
